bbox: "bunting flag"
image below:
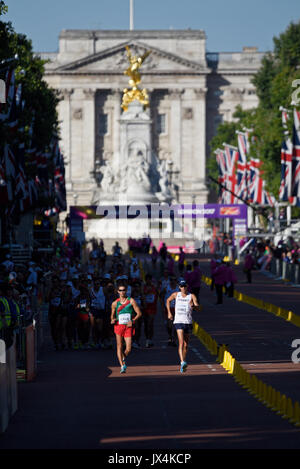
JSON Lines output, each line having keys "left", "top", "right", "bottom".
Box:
{"left": 236, "top": 131, "right": 249, "bottom": 200}
{"left": 279, "top": 108, "right": 293, "bottom": 201}
{"left": 223, "top": 144, "right": 239, "bottom": 204}
{"left": 215, "top": 148, "right": 227, "bottom": 203}
{"left": 4, "top": 143, "right": 16, "bottom": 201}
{"left": 53, "top": 140, "right": 67, "bottom": 212}
{"left": 15, "top": 143, "right": 30, "bottom": 213}
{"left": 0, "top": 158, "right": 9, "bottom": 204}
{"left": 248, "top": 157, "right": 275, "bottom": 206}
{"left": 289, "top": 107, "right": 300, "bottom": 206}
{"left": 248, "top": 157, "right": 263, "bottom": 204}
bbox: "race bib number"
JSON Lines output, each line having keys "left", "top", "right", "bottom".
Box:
{"left": 80, "top": 300, "right": 87, "bottom": 309}
{"left": 118, "top": 313, "right": 131, "bottom": 325}
{"left": 51, "top": 297, "right": 61, "bottom": 306}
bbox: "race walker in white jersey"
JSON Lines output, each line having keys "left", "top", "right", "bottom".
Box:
{"left": 166, "top": 279, "right": 201, "bottom": 373}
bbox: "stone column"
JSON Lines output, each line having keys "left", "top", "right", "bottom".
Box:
{"left": 111, "top": 89, "right": 122, "bottom": 168}
{"left": 192, "top": 87, "right": 207, "bottom": 193}
{"left": 59, "top": 88, "right": 73, "bottom": 190}
{"left": 82, "top": 88, "right": 97, "bottom": 182}
{"left": 169, "top": 89, "right": 183, "bottom": 173}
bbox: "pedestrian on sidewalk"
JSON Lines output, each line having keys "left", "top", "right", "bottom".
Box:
{"left": 143, "top": 274, "right": 159, "bottom": 347}
{"left": 210, "top": 256, "right": 218, "bottom": 291}
{"left": 166, "top": 280, "right": 201, "bottom": 373}
{"left": 184, "top": 264, "right": 193, "bottom": 292}
{"left": 178, "top": 247, "right": 185, "bottom": 275}
{"left": 224, "top": 262, "right": 237, "bottom": 298}
{"left": 190, "top": 260, "right": 202, "bottom": 301}
{"left": 111, "top": 282, "right": 142, "bottom": 373}
{"left": 214, "top": 260, "right": 227, "bottom": 305}
{"left": 244, "top": 250, "right": 255, "bottom": 283}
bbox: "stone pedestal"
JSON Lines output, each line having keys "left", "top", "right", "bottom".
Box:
{"left": 97, "top": 100, "right": 160, "bottom": 205}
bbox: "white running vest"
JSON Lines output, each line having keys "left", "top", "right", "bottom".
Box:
{"left": 174, "top": 292, "right": 193, "bottom": 324}
{"left": 90, "top": 287, "right": 105, "bottom": 309}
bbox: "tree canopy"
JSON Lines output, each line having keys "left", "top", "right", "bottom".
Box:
{"left": 208, "top": 20, "right": 300, "bottom": 201}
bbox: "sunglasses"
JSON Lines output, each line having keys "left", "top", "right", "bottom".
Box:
{"left": 179, "top": 285, "right": 187, "bottom": 288}
{"left": 118, "top": 289, "right": 126, "bottom": 292}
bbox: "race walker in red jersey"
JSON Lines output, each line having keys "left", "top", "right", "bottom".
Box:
{"left": 111, "top": 282, "right": 142, "bottom": 373}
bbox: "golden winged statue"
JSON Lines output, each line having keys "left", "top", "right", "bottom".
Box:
{"left": 121, "top": 45, "right": 152, "bottom": 112}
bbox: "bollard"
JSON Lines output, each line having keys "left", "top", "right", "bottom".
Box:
{"left": 229, "top": 357, "right": 235, "bottom": 375}
{"left": 291, "top": 401, "right": 300, "bottom": 427}
{"left": 0, "top": 340, "right": 5, "bottom": 364}
{"left": 277, "top": 394, "right": 287, "bottom": 416}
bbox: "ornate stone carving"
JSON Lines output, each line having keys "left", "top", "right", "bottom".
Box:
{"left": 169, "top": 89, "right": 183, "bottom": 99}
{"left": 194, "top": 88, "right": 207, "bottom": 98}
{"left": 73, "top": 108, "right": 83, "bottom": 120}
{"left": 83, "top": 88, "right": 96, "bottom": 99}
{"left": 183, "top": 107, "right": 193, "bottom": 120}
{"left": 59, "top": 88, "right": 74, "bottom": 100}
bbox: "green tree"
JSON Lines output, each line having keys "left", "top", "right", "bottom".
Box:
{"left": 208, "top": 20, "right": 300, "bottom": 204}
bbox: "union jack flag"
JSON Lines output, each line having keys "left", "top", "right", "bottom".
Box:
{"left": 279, "top": 108, "right": 293, "bottom": 201}
{"left": 248, "top": 157, "right": 263, "bottom": 203}
{"left": 289, "top": 108, "right": 300, "bottom": 206}
{"left": 215, "top": 148, "right": 228, "bottom": 204}
{"left": 236, "top": 131, "right": 250, "bottom": 200}
{"left": 223, "top": 144, "right": 239, "bottom": 204}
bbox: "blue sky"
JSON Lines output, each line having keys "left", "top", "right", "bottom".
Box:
{"left": 3, "top": 0, "right": 300, "bottom": 53}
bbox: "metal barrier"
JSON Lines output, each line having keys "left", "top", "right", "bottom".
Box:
{"left": 0, "top": 336, "right": 18, "bottom": 434}
{"left": 269, "top": 258, "right": 300, "bottom": 284}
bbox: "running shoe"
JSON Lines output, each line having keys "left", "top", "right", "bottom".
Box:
{"left": 180, "top": 361, "right": 188, "bottom": 373}
{"left": 120, "top": 364, "right": 127, "bottom": 374}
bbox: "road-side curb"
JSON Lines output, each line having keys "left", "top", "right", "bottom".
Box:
{"left": 192, "top": 321, "right": 300, "bottom": 428}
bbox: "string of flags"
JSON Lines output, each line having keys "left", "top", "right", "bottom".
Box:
{"left": 0, "top": 66, "right": 66, "bottom": 220}
{"left": 215, "top": 106, "right": 300, "bottom": 207}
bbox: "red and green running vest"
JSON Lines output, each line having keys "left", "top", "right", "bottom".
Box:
{"left": 116, "top": 298, "right": 134, "bottom": 324}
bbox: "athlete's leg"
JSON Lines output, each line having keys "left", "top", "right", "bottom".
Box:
{"left": 182, "top": 332, "right": 190, "bottom": 362}
{"left": 115, "top": 333, "right": 124, "bottom": 367}
{"left": 176, "top": 329, "right": 185, "bottom": 363}
{"left": 123, "top": 336, "right": 132, "bottom": 360}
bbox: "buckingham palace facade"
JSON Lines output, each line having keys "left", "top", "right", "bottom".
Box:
{"left": 40, "top": 29, "right": 264, "bottom": 208}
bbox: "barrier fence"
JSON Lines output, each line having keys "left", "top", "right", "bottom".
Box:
{"left": 192, "top": 321, "right": 300, "bottom": 428}
{"left": 269, "top": 258, "right": 300, "bottom": 285}
{"left": 0, "top": 337, "right": 18, "bottom": 433}
{"left": 0, "top": 319, "right": 37, "bottom": 433}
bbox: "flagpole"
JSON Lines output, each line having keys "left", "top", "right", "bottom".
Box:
{"left": 223, "top": 142, "right": 238, "bottom": 151}
{"left": 130, "top": 0, "right": 134, "bottom": 31}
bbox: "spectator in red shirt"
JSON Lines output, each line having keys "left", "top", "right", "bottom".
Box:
{"left": 214, "top": 260, "right": 227, "bottom": 305}
{"left": 189, "top": 260, "right": 202, "bottom": 301}
{"left": 244, "top": 250, "right": 255, "bottom": 283}
{"left": 224, "top": 262, "right": 237, "bottom": 298}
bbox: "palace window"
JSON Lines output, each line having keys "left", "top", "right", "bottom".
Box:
{"left": 99, "top": 113, "right": 108, "bottom": 135}
{"left": 157, "top": 114, "right": 166, "bottom": 134}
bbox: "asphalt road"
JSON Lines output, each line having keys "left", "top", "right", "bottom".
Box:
{"left": 1, "top": 255, "right": 300, "bottom": 450}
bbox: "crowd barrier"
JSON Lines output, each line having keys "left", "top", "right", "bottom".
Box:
{"left": 0, "top": 337, "right": 18, "bottom": 434}
{"left": 269, "top": 258, "right": 300, "bottom": 285}
{"left": 192, "top": 321, "right": 300, "bottom": 428}
{"left": 202, "top": 275, "right": 300, "bottom": 329}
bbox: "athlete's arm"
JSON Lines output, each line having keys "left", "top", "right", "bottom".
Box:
{"left": 166, "top": 292, "right": 177, "bottom": 319}
{"left": 130, "top": 298, "right": 142, "bottom": 322}
{"left": 190, "top": 293, "right": 201, "bottom": 311}
{"left": 111, "top": 300, "right": 118, "bottom": 324}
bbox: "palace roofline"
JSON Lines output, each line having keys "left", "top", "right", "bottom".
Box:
{"left": 59, "top": 29, "right": 207, "bottom": 39}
